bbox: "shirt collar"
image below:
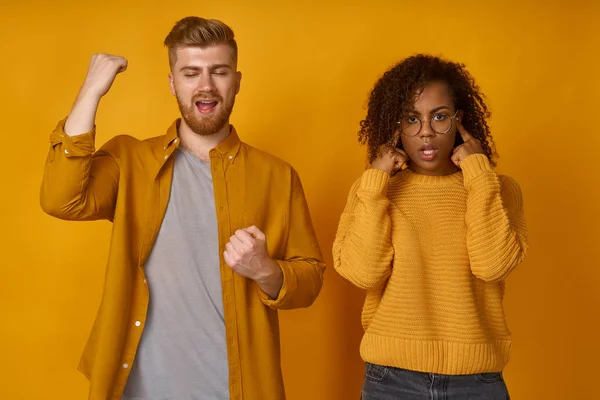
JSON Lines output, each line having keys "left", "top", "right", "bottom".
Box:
{"left": 163, "top": 119, "right": 242, "bottom": 161}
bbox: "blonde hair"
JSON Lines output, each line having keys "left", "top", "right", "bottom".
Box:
{"left": 164, "top": 17, "right": 237, "bottom": 68}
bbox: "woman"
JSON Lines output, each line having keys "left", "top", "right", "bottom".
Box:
{"left": 333, "top": 54, "right": 528, "bottom": 399}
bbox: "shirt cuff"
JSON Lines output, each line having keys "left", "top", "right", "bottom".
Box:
{"left": 256, "top": 260, "right": 296, "bottom": 309}
{"left": 49, "top": 118, "right": 96, "bottom": 158}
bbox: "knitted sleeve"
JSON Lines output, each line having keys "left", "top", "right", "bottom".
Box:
{"left": 332, "top": 168, "right": 394, "bottom": 290}
{"left": 461, "top": 154, "right": 529, "bottom": 282}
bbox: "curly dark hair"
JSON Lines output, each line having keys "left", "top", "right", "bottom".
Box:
{"left": 359, "top": 54, "right": 497, "bottom": 166}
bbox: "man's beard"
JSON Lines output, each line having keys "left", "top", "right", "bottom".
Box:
{"left": 177, "top": 92, "right": 235, "bottom": 136}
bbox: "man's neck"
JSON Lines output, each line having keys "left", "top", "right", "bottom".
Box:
{"left": 178, "top": 121, "right": 231, "bottom": 163}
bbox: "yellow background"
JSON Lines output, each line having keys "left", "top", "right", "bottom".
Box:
{"left": 1, "top": 0, "right": 598, "bottom": 398}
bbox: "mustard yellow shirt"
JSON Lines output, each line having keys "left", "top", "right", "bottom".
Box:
{"left": 41, "top": 119, "right": 325, "bottom": 400}
{"left": 333, "top": 154, "right": 528, "bottom": 375}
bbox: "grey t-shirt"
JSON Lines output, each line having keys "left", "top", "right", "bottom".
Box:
{"left": 122, "top": 148, "right": 229, "bottom": 400}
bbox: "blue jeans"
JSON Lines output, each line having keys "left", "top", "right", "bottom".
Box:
{"left": 361, "top": 363, "right": 510, "bottom": 400}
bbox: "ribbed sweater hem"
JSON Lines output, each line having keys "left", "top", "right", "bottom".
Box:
{"left": 360, "top": 332, "right": 511, "bottom": 374}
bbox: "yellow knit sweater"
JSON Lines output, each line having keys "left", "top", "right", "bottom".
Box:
{"left": 333, "top": 154, "right": 528, "bottom": 375}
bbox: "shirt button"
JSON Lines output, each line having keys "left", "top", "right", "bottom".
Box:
{"left": 135, "top": 321, "right": 141, "bottom": 327}
{"left": 143, "top": 279, "right": 147, "bottom": 284}
{"left": 164, "top": 154, "right": 168, "bottom": 160}
{"left": 228, "top": 155, "right": 233, "bottom": 160}
{"left": 123, "top": 363, "right": 129, "bottom": 369}
{"left": 174, "top": 138, "right": 179, "bottom": 143}
{"left": 64, "top": 149, "right": 69, "bottom": 155}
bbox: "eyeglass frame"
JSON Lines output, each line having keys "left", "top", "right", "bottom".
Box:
{"left": 397, "top": 109, "right": 460, "bottom": 137}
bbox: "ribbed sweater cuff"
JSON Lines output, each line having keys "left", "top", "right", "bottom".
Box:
{"left": 461, "top": 154, "right": 493, "bottom": 185}
{"left": 360, "top": 168, "right": 390, "bottom": 194}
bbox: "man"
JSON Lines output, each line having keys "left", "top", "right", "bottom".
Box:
{"left": 41, "top": 16, "right": 325, "bottom": 400}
